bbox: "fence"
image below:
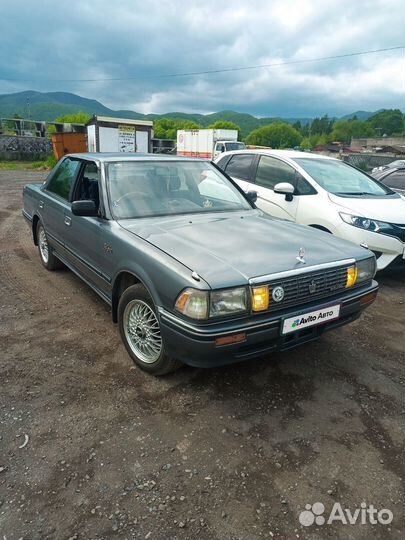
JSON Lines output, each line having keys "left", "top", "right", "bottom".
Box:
{"left": 0, "top": 135, "right": 53, "bottom": 161}
{"left": 341, "top": 153, "right": 399, "bottom": 172}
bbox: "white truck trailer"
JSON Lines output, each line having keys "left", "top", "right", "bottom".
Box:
{"left": 176, "top": 129, "right": 245, "bottom": 160}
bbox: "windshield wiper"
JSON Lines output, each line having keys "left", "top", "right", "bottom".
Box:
{"left": 334, "top": 191, "right": 380, "bottom": 196}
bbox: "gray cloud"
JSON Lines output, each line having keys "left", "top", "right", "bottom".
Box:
{"left": 0, "top": 0, "right": 404, "bottom": 116}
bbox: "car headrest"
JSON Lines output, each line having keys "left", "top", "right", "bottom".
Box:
{"left": 167, "top": 176, "right": 181, "bottom": 191}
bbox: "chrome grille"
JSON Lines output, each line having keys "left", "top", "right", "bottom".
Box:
{"left": 267, "top": 265, "right": 350, "bottom": 312}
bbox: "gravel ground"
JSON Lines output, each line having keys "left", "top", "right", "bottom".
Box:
{"left": 0, "top": 170, "right": 404, "bottom": 540}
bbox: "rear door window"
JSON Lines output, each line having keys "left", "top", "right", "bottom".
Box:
{"left": 224, "top": 154, "right": 255, "bottom": 181}
{"left": 382, "top": 170, "right": 405, "bottom": 191}
{"left": 46, "top": 158, "right": 81, "bottom": 201}
{"left": 254, "top": 155, "right": 296, "bottom": 190}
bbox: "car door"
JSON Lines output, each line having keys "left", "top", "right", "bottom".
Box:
{"left": 42, "top": 157, "right": 81, "bottom": 258}
{"left": 251, "top": 155, "right": 300, "bottom": 220}
{"left": 63, "top": 161, "right": 113, "bottom": 297}
{"left": 222, "top": 153, "right": 256, "bottom": 192}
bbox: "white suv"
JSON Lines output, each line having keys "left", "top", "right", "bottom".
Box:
{"left": 215, "top": 150, "right": 405, "bottom": 270}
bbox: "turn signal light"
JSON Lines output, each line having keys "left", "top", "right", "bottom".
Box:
{"left": 215, "top": 333, "right": 247, "bottom": 347}
{"left": 346, "top": 266, "right": 358, "bottom": 288}
{"left": 252, "top": 286, "right": 269, "bottom": 312}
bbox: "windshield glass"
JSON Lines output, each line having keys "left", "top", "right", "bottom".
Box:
{"left": 225, "top": 142, "right": 246, "bottom": 151}
{"left": 107, "top": 160, "right": 252, "bottom": 219}
{"left": 295, "top": 158, "right": 394, "bottom": 196}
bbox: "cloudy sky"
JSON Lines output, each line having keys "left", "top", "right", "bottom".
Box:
{"left": 0, "top": 0, "right": 404, "bottom": 117}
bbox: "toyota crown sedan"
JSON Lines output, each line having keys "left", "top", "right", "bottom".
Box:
{"left": 23, "top": 154, "right": 378, "bottom": 375}
{"left": 215, "top": 150, "right": 405, "bottom": 271}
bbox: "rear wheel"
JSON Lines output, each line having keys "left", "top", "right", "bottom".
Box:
{"left": 118, "top": 284, "right": 182, "bottom": 375}
{"left": 36, "top": 221, "right": 61, "bottom": 270}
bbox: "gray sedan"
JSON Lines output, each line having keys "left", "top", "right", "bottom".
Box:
{"left": 23, "top": 154, "right": 378, "bottom": 375}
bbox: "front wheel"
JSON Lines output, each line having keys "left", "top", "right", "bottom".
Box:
{"left": 118, "top": 284, "right": 182, "bottom": 375}
{"left": 36, "top": 221, "right": 61, "bottom": 270}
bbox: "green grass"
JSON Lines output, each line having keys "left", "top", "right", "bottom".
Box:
{"left": 0, "top": 156, "right": 56, "bottom": 170}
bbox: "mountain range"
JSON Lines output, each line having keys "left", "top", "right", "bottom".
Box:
{"left": 0, "top": 90, "right": 380, "bottom": 138}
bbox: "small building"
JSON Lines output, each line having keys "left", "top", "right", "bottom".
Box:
{"left": 351, "top": 136, "right": 405, "bottom": 151}
{"left": 86, "top": 116, "right": 154, "bottom": 154}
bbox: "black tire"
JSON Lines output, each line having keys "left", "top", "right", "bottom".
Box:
{"left": 118, "top": 284, "right": 182, "bottom": 376}
{"left": 36, "top": 221, "right": 62, "bottom": 270}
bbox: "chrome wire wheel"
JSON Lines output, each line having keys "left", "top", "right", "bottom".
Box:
{"left": 123, "top": 299, "right": 162, "bottom": 364}
{"left": 38, "top": 227, "right": 49, "bottom": 264}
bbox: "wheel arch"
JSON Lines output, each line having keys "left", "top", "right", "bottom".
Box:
{"left": 308, "top": 224, "right": 332, "bottom": 234}
{"left": 111, "top": 270, "right": 157, "bottom": 323}
{"left": 32, "top": 214, "right": 40, "bottom": 245}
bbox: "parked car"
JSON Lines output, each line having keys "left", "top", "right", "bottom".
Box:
{"left": 215, "top": 150, "right": 405, "bottom": 270}
{"left": 372, "top": 166, "right": 405, "bottom": 196}
{"left": 23, "top": 154, "right": 378, "bottom": 375}
{"left": 371, "top": 159, "right": 405, "bottom": 174}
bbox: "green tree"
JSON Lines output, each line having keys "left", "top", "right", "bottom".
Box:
{"left": 245, "top": 123, "right": 302, "bottom": 149}
{"left": 331, "top": 120, "right": 375, "bottom": 143}
{"left": 154, "top": 118, "right": 201, "bottom": 140}
{"left": 292, "top": 121, "right": 302, "bottom": 133}
{"left": 310, "top": 115, "right": 333, "bottom": 135}
{"left": 55, "top": 112, "right": 92, "bottom": 124}
{"left": 299, "top": 137, "right": 312, "bottom": 150}
{"left": 47, "top": 111, "right": 92, "bottom": 135}
{"left": 366, "top": 109, "right": 404, "bottom": 136}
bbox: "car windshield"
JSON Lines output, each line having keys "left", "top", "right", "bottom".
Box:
{"left": 224, "top": 142, "right": 246, "bottom": 151}
{"left": 295, "top": 158, "right": 394, "bottom": 197}
{"left": 107, "top": 160, "right": 252, "bottom": 219}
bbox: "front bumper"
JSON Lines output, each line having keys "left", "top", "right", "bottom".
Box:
{"left": 334, "top": 223, "right": 405, "bottom": 270}
{"left": 158, "top": 281, "right": 378, "bottom": 368}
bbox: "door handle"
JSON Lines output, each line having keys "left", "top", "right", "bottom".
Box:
{"left": 39, "top": 200, "right": 44, "bottom": 209}
{"left": 64, "top": 216, "right": 71, "bottom": 226}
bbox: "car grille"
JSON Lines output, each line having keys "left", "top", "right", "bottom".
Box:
{"left": 266, "top": 265, "right": 352, "bottom": 312}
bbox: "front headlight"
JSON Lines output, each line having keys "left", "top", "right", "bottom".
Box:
{"left": 339, "top": 212, "right": 392, "bottom": 234}
{"left": 175, "top": 287, "right": 248, "bottom": 319}
{"left": 210, "top": 287, "right": 247, "bottom": 317}
{"left": 175, "top": 289, "right": 208, "bottom": 320}
{"left": 345, "top": 257, "right": 376, "bottom": 288}
{"left": 356, "top": 257, "right": 377, "bottom": 283}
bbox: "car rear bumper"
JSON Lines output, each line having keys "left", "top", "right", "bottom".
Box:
{"left": 158, "top": 281, "right": 378, "bottom": 368}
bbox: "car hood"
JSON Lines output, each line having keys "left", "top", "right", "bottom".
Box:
{"left": 328, "top": 193, "right": 405, "bottom": 223}
{"left": 118, "top": 211, "right": 369, "bottom": 289}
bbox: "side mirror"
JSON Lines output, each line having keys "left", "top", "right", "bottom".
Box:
{"left": 274, "top": 182, "right": 295, "bottom": 201}
{"left": 246, "top": 190, "right": 258, "bottom": 204}
{"left": 71, "top": 200, "right": 98, "bottom": 217}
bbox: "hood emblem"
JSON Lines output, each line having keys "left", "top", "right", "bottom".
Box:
{"left": 296, "top": 247, "right": 306, "bottom": 264}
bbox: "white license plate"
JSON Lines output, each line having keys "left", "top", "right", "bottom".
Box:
{"left": 282, "top": 304, "right": 341, "bottom": 335}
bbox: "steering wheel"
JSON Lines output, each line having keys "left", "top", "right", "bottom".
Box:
{"left": 114, "top": 191, "right": 154, "bottom": 206}
{"left": 166, "top": 198, "right": 202, "bottom": 210}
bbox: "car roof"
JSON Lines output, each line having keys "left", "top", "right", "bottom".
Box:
{"left": 376, "top": 166, "right": 405, "bottom": 176}
{"left": 65, "top": 152, "right": 209, "bottom": 163}
{"left": 219, "top": 149, "right": 338, "bottom": 161}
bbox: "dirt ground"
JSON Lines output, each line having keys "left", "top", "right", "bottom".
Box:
{"left": 0, "top": 170, "right": 404, "bottom": 540}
